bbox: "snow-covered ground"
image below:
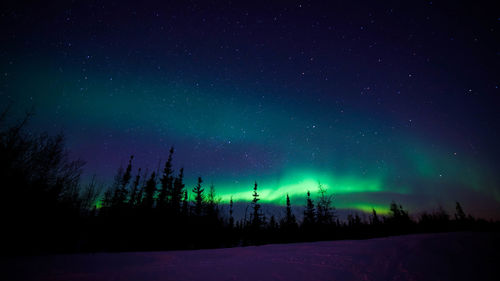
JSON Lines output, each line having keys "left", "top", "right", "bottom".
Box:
{"left": 3, "top": 232, "right": 499, "bottom": 281}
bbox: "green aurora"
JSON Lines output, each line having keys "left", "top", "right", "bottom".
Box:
{"left": 2, "top": 37, "right": 499, "bottom": 219}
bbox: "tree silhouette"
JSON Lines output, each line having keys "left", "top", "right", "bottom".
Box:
{"left": 281, "top": 194, "right": 298, "bottom": 231}
{"left": 303, "top": 190, "right": 316, "bottom": 227}
{"left": 129, "top": 168, "right": 142, "bottom": 207}
{"left": 171, "top": 168, "right": 185, "bottom": 213}
{"left": 135, "top": 169, "right": 146, "bottom": 206}
{"left": 371, "top": 208, "right": 380, "bottom": 225}
{"left": 142, "top": 172, "right": 157, "bottom": 209}
{"left": 109, "top": 166, "right": 124, "bottom": 208}
{"left": 348, "top": 213, "right": 362, "bottom": 227}
{"left": 158, "top": 147, "right": 174, "bottom": 209}
{"left": 206, "top": 183, "right": 220, "bottom": 219}
{"left": 102, "top": 185, "right": 114, "bottom": 209}
{"left": 388, "top": 201, "right": 411, "bottom": 231}
{"left": 192, "top": 177, "right": 204, "bottom": 216}
{"left": 118, "top": 155, "right": 134, "bottom": 206}
{"left": 316, "top": 184, "right": 335, "bottom": 226}
{"left": 0, "top": 110, "right": 85, "bottom": 253}
{"left": 108, "top": 156, "right": 134, "bottom": 209}
{"left": 389, "top": 201, "right": 408, "bottom": 219}
{"left": 122, "top": 156, "right": 133, "bottom": 187}
{"left": 181, "top": 190, "right": 189, "bottom": 216}
{"left": 2, "top": 108, "right": 498, "bottom": 254}
{"left": 80, "top": 175, "right": 101, "bottom": 212}
{"left": 455, "top": 201, "right": 467, "bottom": 221}
{"left": 251, "top": 181, "right": 263, "bottom": 229}
{"left": 268, "top": 215, "right": 278, "bottom": 231}
{"left": 229, "top": 197, "right": 234, "bottom": 228}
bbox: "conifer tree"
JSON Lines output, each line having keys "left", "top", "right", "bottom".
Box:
{"left": 142, "top": 172, "right": 157, "bottom": 209}
{"left": 206, "top": 183, "right": 220, "bottom": 219}
{"left": 129, "top": 168, "right": 141, "bottom": 207}
{"left": 157, "top": 147, "right": 174, "bottom": 208}
{"left": 347, "top": 213, "right": 361, "bottom": 227}
{"left": 181, "top": 190, "right": 189, "bottom": 216}
{"left": 192, "top": 177, "right": 204, "bottom": 216}
{"left": 455, "top": 201, "right": 467, "bottom": 221}
{"left": 115, "top": 156, "right": 134, "bottom": 208}
{"left": 389, "top": 201, "right": 401, "bottom": 218}
{"left": 102, "top": 187, "right": 114, "bottom": 209}
{"left": 389, "top": 201, "right": 410, "bottom": 226}
{"left": 251, "top": 182, "right": 263, "bottom": 229}
{"left": 229, "top": 197, "right": 234, "bottom": 228}
{"left": 171, "top": 168, "right": 185, "bottom": 213}
{"left": 268, "top": 215, "right": 278, "bottom": 231}
{"left": 371, "top": 208, "right": 380, "bottom": 225}
{"left": 107, "top": 155, "right": 134, "bottom": 209}
{"left": 136, "top": 182, "right": 144, "bottom": 206}
{"left": 121, "top": 155, "right": 133, "bottom": 188}
{"left": 285, "top": 194, "right": 296, "bottom": 223}
{"left": 110, "top": 166, "right": 124, "bottom": 208}
{"left": 303, "top": 190, "right": 316, "bottom": 226}
{"left": 81, "top": 175, "right": 100, "bottom": 212}
{"left": 282, "top": 194, "right": 297, "bottom": 231}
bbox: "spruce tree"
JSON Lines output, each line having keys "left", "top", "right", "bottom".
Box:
{"left": 206, "top": 183, "right": 220, "bottom": 219}
{"left": 108, "top": 155, "right": 134, "bottom": 209}
{"left": 129, "top": 168, "right": 141, "bottom": 207}
{"left": 181, "top": 190, "right": 189, "bottom": 216}
{"left": 142, "top": 172, "right": 157, "bottom": 209}
{"left": 102, "top": 187, "right": 114, "bottom": 209}
{"left": 286, "top": 194, "right": 295, "bottom": 223}
{"left": 115, "top": 155, "right": 134, "bottom": 207}
{"left": 303, "top": 191, "right": 315, "bottom": 227}
{"left": 229, "top": 197, "right": 234, "bottom": 228}
{"left": 251, "top": 182, "right": 262, "bottom": 229}
{"left": 268, "top": 215, "right": 278, "bottom": 231}
{"left": 110, "top": 166, "right": 124, "bottom": 208}
{"left": 389, "top": 201, "right": 410, "bottom": 226}
{"left": 455, "top": 201, "right": 467, "bottom": 221}
{"left": 371, "top": 208, "right": 380, "bottom": 225}
{"left": 121, "top": 155, "right": 133, "bottom": 188}
{"left": 171, "top": 168, "right": 185, "bottom": 213}
{"left": 389, "top": 201, "right": 402, "bottom": 218}
{"left": 157, "top": 147, "right": 174, "bottom": 208}
{"left": 192, "top": 177, "right": 204, "bottom": 216}
{"left": 136, "top": 188, "right": 143, "bottom": 206}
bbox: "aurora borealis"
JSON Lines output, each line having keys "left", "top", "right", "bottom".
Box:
{"left": 1, "top": 1, "right": 499, "bottom": 218}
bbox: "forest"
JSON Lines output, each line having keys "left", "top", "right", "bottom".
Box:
{"left": 1, "top": 111, "right": 498, "bottom": 255}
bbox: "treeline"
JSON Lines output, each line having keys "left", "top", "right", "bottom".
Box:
{"left": 1, "top": 111, "right": 498, "bottom": 254}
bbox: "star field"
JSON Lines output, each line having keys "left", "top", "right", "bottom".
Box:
{"left": 1, "top": 1, "right": 499, "bottom": 218}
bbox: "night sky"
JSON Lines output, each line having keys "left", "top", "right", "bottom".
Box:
{"left": 1, "top": 1, "right": 499, "bottom": 218}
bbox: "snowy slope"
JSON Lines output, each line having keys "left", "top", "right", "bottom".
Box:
{"left": 3, "top": 232, "right": 499, "bottom": 281}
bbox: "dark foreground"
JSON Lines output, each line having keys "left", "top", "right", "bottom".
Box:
{"left": 3, "top": 232, "right": 499, "bottom": 281}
